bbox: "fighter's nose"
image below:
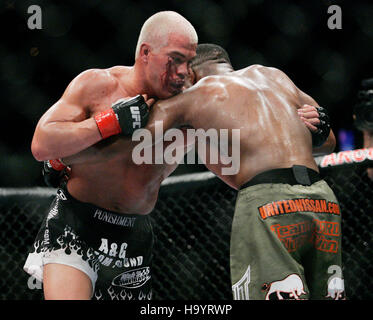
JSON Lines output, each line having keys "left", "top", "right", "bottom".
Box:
{"left": 177, "top": 63, "right": 189, "bottom": 78}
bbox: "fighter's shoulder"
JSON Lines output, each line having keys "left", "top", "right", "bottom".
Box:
{"left": 72, "top": 68, "right": 119, "bottom": 90}
{"left": 242, "top": 65, "right": 297, "bottom": 90}
{"left": 196, "top": 73, "right": 238, "bottom": 88}
{"left": 62, "top": 68, "right": 123, "bottom": 103}
{"left": 191, "top": 75, "right": 231, "bottom": 98}
{"left": 107, "top": 65, "right": 132, "bottom": 75}
{"left": 239, "top": 64, "right": 286, "bottom": 77}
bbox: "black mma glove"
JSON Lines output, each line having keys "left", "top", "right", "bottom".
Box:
{"left": 94, "top": 95, "right": 150, "bottom": 139}
{"left": 42, "top": 159, "right": 68, "bottom": 188}
{"left": 312, "top": 106, "right": 331, "bottom": 147}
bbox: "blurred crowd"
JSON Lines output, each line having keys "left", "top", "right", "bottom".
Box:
{"left": 1, "top": 0, "right": 373, "bottom": 186}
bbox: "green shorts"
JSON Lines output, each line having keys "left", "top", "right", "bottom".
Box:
{"left": 230, "top": 166, "right": 345, "bottom": 300}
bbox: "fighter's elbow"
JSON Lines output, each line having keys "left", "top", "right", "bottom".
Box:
{"left": 31, "top": 140, "right": 48, "bottom": 161}
{"left": 31, "top": 124, "right": 49, "bottom": 160}
{"left": 31, "top": 126, "right": 56, "bottom": 161}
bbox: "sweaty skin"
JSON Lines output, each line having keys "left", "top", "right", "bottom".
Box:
{"left": 146, "top": 64, "right": 336, "bottom": 189}
{"left": 28, "top": 11, "right": 200, "bottom": 300}
{"left": 61, "top": 64, "right": 333, "bottom": 213}
{"left": 54, "top": 67, "right": 187, "bottom": 214}
{"left": 32, "top": 36, "right": 196, "bottom": 215}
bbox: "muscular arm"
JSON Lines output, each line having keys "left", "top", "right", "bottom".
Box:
{"left": 63, "top": 78, "right": 216, "bottom": 165}
{"left": 62, "top": 86, "right": 198, "bottom": 166}
{"left": 63, "top": 73, "right": 333, "bottom": 166}
{"left": 64, "top": 79, "right": 330, "bottom": 167}
{"left": 31, "top": 69, "right": 116, "bottom": 161}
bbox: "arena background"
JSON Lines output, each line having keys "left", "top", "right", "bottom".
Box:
{"left": 0, "top": 0, "right": 373, "bottom": 300}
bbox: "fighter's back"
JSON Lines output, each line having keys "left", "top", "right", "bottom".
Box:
{"left": 188, "top": 64, "right": 318, "bottom": 189}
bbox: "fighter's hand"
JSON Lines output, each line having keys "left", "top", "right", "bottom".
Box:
{"left": 298, "top": 104, "right": 320, "bottom": 132}
{"left": 142, "top": 94, "right": 156, "bottom": 109}
{"left": 299, "top": 104, "right": 331, "bottom": 147}
{"left": 94, "top": 94, "right": 151, "bottom": 139}
{"left": 42, "top": 159, "right": 70, "bottom": 188}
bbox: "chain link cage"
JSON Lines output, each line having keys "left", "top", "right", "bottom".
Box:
{"left": 1, "top": 148, "right": 372, "bottom": 300}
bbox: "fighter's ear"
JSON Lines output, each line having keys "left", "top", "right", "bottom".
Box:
{"left": 139, "top": 43, "right": 151, "bottom": 64}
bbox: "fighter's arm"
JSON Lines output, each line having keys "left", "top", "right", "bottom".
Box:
{"left": 61, "top": 83, "right": 198, "bottom": 166}
{"left": 61, "top": 87, "right": 194, "bottom": 167}
{"left": 61, "top": 83, "right": 194, "bottom": 166}
{"left": 31, "top": 69, "right": 112, "bottom": 161}
{"left": 31, "top": 69, "right": 150, "bottom": 161}
{"left": 297, "top": 92, "right": 336, "bottom": 156}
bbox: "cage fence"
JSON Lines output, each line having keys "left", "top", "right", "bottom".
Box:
{"left": 0, "top": 148, "right": 372, "bottom": 300}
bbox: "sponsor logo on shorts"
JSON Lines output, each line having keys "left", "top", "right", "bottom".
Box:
{"left": 258, "top": 198, "right": 341, "bottom": 220}
{"left": 232, "top": 265, "right": 250, "bottom": 300}
{"left": 56, "top": 189, "right": 67, "bottom": 200}
{"left": 112, "top": 266, "right": 151, "bottom": 289}
{"left": 270, "top": 218, "right": 340, "bottom": 253}
{"left": 93, "top": 209, "right": 136, "bottom": 227}
{"left": 46, "top": 202, "right": 59, "bottom": 223}
{"left": 95, "top": 238, "right": 145, "bottom": 269}
{"left": 262, "top": 274, "right": 307, "bottom": 300}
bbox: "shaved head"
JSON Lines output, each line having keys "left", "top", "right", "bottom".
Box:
{"left": 135, "top": 11, "right": 198, "bottom": 59}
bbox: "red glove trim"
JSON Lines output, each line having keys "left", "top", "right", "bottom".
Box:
{"left": 94, "top": 109, "right": 122, "bottom": 139}
{"left": 49, "top": 159, "right": 66, "bottom": 171}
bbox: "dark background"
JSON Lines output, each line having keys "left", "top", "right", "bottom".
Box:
{"left": 1, "top": 0, "right": 372, "bottom": 187}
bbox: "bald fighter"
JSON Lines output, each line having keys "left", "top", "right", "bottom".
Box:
{"left": 142, "top": 44, "right": 342, "bottom": 300}
{"left": 23, "top": 11, "right": 198, "bottom": 300}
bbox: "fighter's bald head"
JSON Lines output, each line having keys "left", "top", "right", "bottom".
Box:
{"left": 135, "top": 11, "right": 198, "bottom": 59}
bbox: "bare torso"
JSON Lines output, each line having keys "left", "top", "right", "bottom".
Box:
{"left": 66, "top": 64, "right": 318, "bottom": 211}
{"left": 67, "top": 66, "right": 180, "bottom": 214}
{"left": 177, "top": 64, "right": 318, "bottom": 189}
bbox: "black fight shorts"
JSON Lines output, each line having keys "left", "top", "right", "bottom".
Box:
{"left": 23, "top": 187, "right": 154, "bottom": 300}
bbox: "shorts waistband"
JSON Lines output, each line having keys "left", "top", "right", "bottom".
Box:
{"left": 57, "top": 186, "right": 143, "bottom": 228}
{"left": 239, "top": 165, "right": 321, "bottom": 190}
